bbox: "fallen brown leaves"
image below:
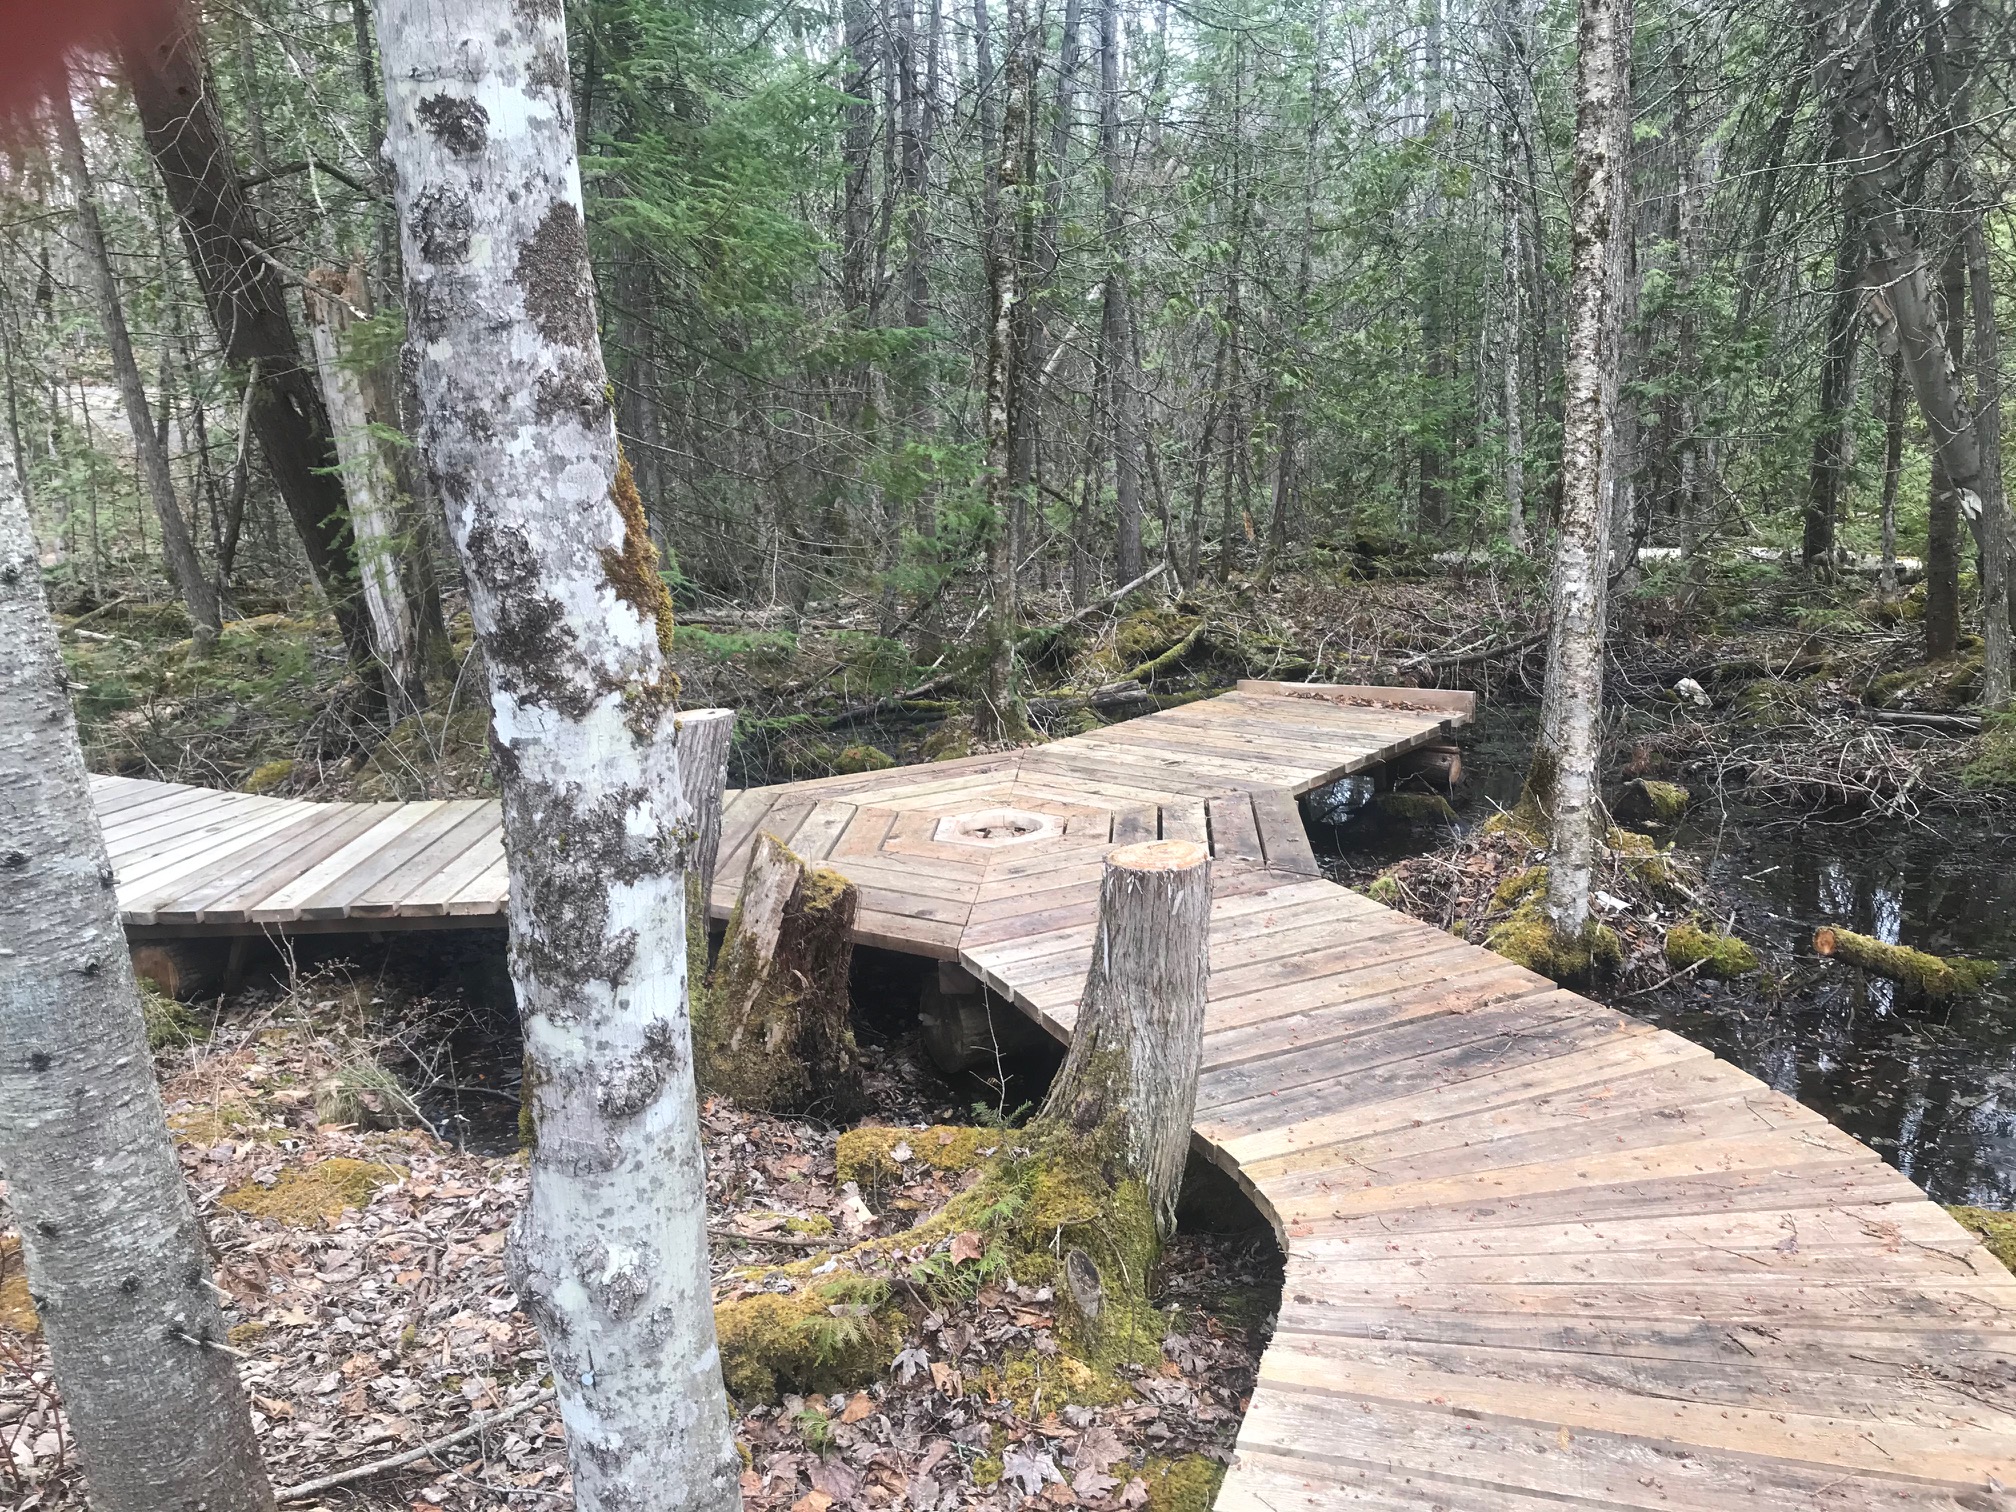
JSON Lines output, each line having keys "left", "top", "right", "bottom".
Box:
{"left": 2, "top": 983, "right": 1276, "bottom": 1511}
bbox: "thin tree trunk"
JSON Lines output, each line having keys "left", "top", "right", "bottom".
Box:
{"left": 1499, "top": 8, "right": 1528, "bottom": 553}
{"left": 1099, "top": 0, "right": 1145, "bottom": 582}
{"left": 1258, "top": 1, "right": 1325, "bottom": 588}
{"left": 1965, "top": 212, "right": 2011, "bottom": 708}
{"left": 302, "top": 267, "right": 446, "bottom": 708}
{"left": 1925, "top": 240, "right": 1965, "bottom": 659}
{"left": 1811, "top": 0, "right": 2009, "bottom": 679}
{"left": 117, "top": 0, "right": 376, "bottom": 680}
{"left": 0, "top": 472, "right": 272, "bottom": 1512}
{"left": 1803, "top": 215, "right": 1863, "bottom": 573}
{"left": 977, "top": 0, "right": 1030, "bottom": 741}
{"left": 1879, "top": 351, "right": 1905, "bottom": 598}
{"left": 1532, "top": 0, "right": 1631, "bottom": 944}
{"left": 373, "top": 4, "right": 739, "bottom": 1507}
{"left": 52, "top": 84, "right": 221, "bottom": 644}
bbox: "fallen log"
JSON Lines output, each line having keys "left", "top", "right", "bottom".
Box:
{"left": 1812, "top": 926, "right": 1999, "bottom": 999}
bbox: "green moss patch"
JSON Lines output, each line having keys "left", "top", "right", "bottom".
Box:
{"left": 1964, "top": 712, "right": 2016, "bottom": 792}
{"left": 714, "top": 1276, "right": 899, "bottom": 1400}
{"left": 837, "top": 1124, "right": 999, "bottom": 1192}
{"left": 1485, "top": 888, "right": 1622, "bottom": 982}
{"left": 1616, "top": 778, "right": 1689, "bottom": 825}
{"left": 219, "top": 1158, "right": 403, "bottom": 1227}
{"left": 1948, "top": 1207, "right": 2016, "bottom": 1274}
{"left": 1663, "top": 921, "right": 1759, "bottom": 978}
{"left": 1138, "top": 1454, "right": 1228, "bottom": 1512}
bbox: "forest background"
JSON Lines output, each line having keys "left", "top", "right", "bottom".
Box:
{"left": 5, "top": 0, "right": 2015, "bottom": 797}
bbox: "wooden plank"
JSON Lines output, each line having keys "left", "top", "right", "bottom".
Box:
{"left": 347, "top": 803, "right": 503, "bottom": 915}
{"left": 787, "top": 798, "right": 857, "bottom": 862}
{"left": 395, "top": 824, "right": 507, "bottom": 915}
{"left": 1160, "top": 801, "right": 1208, "bottom": 844}
{"left": 1251, "top": 788, "right": 1321, "bottom": 875}
{"left": 444, "top": 851, "right": 511, "bottom": 915}
{"left": 1208, "top": 792, "right": 1266, "bottom": 863}
{"left": 1111, "top": 806, "right": 1158, "bottom": 844}
{"left": 245, "top": 805, "right": 449, "bottom": 922}
{"left": 1236, "top": 679, "right": 1478, "bottom": 718}
{"left": 158, "top": 803, "right": 402, "bottom": 923}
{"left": 115, "top": 804, "right": 333, "bottom": 918}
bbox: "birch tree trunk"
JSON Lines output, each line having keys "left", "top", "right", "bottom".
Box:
{"left": 0, "top": 468, "right": 271, "bottom": 1511}
{"left": 52, "top": 83, "right": 221, "bottom": 645}
{"left": 977, "top": 0, "right": 1030, "bottom": 741}
{"left": 1532, "top": 0, "right": 1630, "bottom": 943}
{"left": 302, "top": 266, "right": 445, "bottom": 708}
{"left": 371, "top": 4, "right": 739, "bottom": 1507}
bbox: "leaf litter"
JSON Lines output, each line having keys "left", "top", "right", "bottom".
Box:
{"left": 1, "top": 966, "right": 1279, "bottom": 1510}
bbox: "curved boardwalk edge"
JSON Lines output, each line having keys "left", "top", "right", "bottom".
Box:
{"left": 91, "top": 685, "right": 2016, "bottom": 1507}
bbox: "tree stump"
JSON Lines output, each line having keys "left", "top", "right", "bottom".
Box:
{"left": 675, "top": 707, "right": 735, "bottom": 965}
{"left": 1034, "top": 838, "right": 1212, "bottom": 1234}
{"left": 696, "top": 833, "right": 862, "bottom": 1112}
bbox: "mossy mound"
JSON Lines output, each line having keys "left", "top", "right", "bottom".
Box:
{"left": 714, "top": 1276, "right": 899, "bottom": 1400}
{"left": 1948, "top": 1207, "right": 2016, "bottom": 1274}
{"left": 0, "top": 1235, "right": 37, "bottom": 1335}
{"left": 837, "top": 1124, "right": 999, "bottom": 1193}
{"left": 717, "top": 1127, "right": 1164, "bottom": 1406}
{"left": 1138, "top": 1454, "right": 1228, "bottom": 1512}
{"left": 219, "top": 1158, "right": 403, "bottom": 1227}
{"left": 1813, "top": 927, "right": 2000, "bottom": 1001}
{"left": 1112, "top": 608, "right": 1199, "bottom": 669}
{"left": 975, "top": 1351, "right": 1131, "bottom": 1415}
{"left": 1664, "top": 921, "right": 1759, "bottom": 979}
{"left": 1615, "top": 778, "right": 1690, "bottom": 825}
{"left": 243, "top": 758, "right": 297, "bottom": 795}
{"left": 1863, "top": 655, "right": 1982, "bottom": 714}
{"left": 1373, "top": 791, "right": 1457, "bottom": 825}
{"left": 141, "top": 981, "right": 208, "bottom": 1051}
{"left": 835, "top": 743, "right": 895, "bottom": 773}
{"left": 922, "top": 716, "right": 977, "bottom": 762}
{"left": 1491, "top": 866, "right": 1547, "bottom": 911}
{"left": 1963, "top": 712, "right": 2016, "bottom": 792}
{"left": 1363, "top": 873, "right": 1404, "bottom": 906}
{"left": 1485, "top": 891, "right": 1623, "bottom": 981}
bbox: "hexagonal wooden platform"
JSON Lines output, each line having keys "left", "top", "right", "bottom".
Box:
{"left": 89, "top": 680, "right": 2016, "bottom": 1508}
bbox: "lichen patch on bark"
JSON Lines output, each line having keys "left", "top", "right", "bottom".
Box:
{"left": 417, "top": 92, "right": 489, "bottom": 155}
{"left": 515, "top": 202, "right": 598, "bottom": 351}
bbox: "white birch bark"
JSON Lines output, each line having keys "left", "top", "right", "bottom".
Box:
{"left": 302, "top": 267, "right": 426, "bottom": 706}
{"left": 370, "top": 4, "right": 740, "bottom": 1507}
{"left": 1536, "top": 0, "right": 1630, "bottom": 939}
{"left": 0, "top": 467, "right": 272, "bottom": 1510}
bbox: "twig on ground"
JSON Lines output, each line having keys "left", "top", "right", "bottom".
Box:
{"left": 274, "top": 1388, "right": 558, "bottom": 1502}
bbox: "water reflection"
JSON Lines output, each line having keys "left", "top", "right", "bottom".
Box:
{"left": 1307, "top": 735, "right": 2016, "bottom": 1207}
{"left": 1623, "top": 809, "right": 2016, "bottom": 1206}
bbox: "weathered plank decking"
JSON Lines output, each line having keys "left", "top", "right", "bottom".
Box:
{"left": 91, "top": 682, "right": 2016, "bottom": 1508}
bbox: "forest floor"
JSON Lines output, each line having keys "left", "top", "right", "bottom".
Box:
{"left": 0, "top": 966, "right": 1278, "bottom": 1511}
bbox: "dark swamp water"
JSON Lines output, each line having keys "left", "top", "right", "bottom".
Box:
{"left": 1310, "top": 707, "right": 2016, "bottom": 1209}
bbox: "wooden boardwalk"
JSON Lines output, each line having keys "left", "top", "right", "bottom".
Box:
{"left": 92, "top": 682, "right": 2016, "bottom": 1508}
